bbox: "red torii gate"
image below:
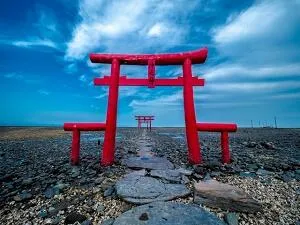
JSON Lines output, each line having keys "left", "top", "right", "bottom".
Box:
{"left": 135, "top": 116, "right": 154, "bottom": 131}
{"left": 64, "top": 47, "right": 237, "bottom": 166}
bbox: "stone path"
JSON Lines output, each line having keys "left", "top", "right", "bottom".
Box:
{"left": 115, "top": 130, "right": 225, "bottom": 224}
{"left": 117, "top": 130, "right": 189, "bottom": 204}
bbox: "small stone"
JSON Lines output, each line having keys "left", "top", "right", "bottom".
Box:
{"left": 22, "top": 178, "right": 33, "bottom": 186}
{"left": 71, "top": 168, "right": 80, "bottom": 178}
{"left": 139, "top": 212, "right": 149, "bottom": 221}
{"left": 39, "top": 209, "right": 48, "bottom": 218}
{"left": 48, "top": 206, "right": 57, "bottom": 215}
{"left": 104, "top": 186, "right": 115, "bottom": 197}
{"left": 44, "top": 187, "right": 55, "bottom": 198}
{"left": 65, "top": 212, "right": 87, "bottom": 225}
{"left": 81, "top": 220, "right": 92, "bottom": 225}
{"left": 224, "top": 213, "right": 239, "bottom": 225}
{"left": 95, "top": 177, "right": 105, "bottom": 184}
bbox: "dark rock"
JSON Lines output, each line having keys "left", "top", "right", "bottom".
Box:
{"left": 65, "top": 212, "right": 87, "bottom": 225}
{"left": 71, "top": 168, "right": 80, "bottom": 178}
{"left": 193, "top": 166, "right": 205, "bottom": 175}
{"left": 224, "top": 213, "right": 239, "bottom": 225}
{"left": 52, "top": 216, "right": 61, "bottom": 225}
{"left": 13, "top": 191, "right": 32, "bottom": 202}
{"left": 281, "top": 172, "right": 294, "bottom": 182}
{"left": 256, "top": 169, "right": 272, "bottom": 176}
{"left": 104, "top": 186, "right": 115, "bottom": 197}
{"left": 44, "top": 187, "right": 60, "bottom": 199}
{"left": 113, "top": 201, "right": 226, "bottom": 225}
{"left": 210, "top": 171, "right": 221, "bottom": 177}
{"left": 203, "top": 173, "right": 212, "bottom": 181}
{"left": 239, "top": 172, "right": 256, "bottom": 178}
{"left": 39, "top": 208, "right": 48, "bottom": 218}
{"left": 260, "top": 141, "right": 275, "bottom": 150}
{"left": 116, "top": 173, "right": 190, "bottom": 204}
{"left": 245, "top": 142, "right": 257, "bottom": 148}
{"left": 22, "top": 178, "right": 33, "bottom": 186}
{"left": 95, "top": 177, "right": 105, "bottom": 184}
{"left": 194, "top": 180, "right": 262, "bottom": 213}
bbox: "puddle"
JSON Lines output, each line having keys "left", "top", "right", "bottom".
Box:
{"left": 82, "top": 135, "right": 122, "bottom": 142}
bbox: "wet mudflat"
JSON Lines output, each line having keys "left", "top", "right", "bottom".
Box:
{"left": 0, "top": 127, "right": 299, "bottom": 225}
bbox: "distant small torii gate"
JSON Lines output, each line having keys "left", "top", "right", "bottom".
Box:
{"left": 64, "top": 47, "right": 237, "bottom": 166}
{"left": 135, "top": 115, "right": 154, "bottom": 131}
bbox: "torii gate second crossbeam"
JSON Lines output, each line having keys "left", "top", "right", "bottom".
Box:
{"left": 135, "top": 116, "right": 154, "bottom": 131}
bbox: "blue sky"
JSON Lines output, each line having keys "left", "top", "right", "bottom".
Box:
{"left": 1, "top": 0, "right": 300, "bottom": 127}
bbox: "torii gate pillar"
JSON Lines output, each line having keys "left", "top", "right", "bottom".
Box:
{"left": 183, "top": 58, "right": 202, "bottom": 164}
{"left": 101, "top": 59, "right": 120, "bottom": 166}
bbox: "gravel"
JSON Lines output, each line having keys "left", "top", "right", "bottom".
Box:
{"left": 0, "top": 127, "right": 299, "bottom": 225}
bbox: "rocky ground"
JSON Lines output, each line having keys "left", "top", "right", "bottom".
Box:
{"left": 0, "top": 127, "right": 299, "bottom": 225}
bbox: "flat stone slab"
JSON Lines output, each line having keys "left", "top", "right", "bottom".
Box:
{"left": 116, "top": 173, "right": 189, "bottom": 204}
{"left": 122, "top": 156, "right": 174, "bottom": 170}
{"left": 150, "top": 169, "right": 181, "bottom": 182}
{"left": 113, "top": 201, "right": 226, "bottom": 225}
{"left": 194, "top": 179, "right": 262, "bottom": 213}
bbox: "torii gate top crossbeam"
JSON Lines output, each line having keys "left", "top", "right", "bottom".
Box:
{"left": 90, "top": 48, "right": 208, "bottom": 65}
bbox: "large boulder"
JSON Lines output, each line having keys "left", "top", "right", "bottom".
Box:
{"left": 194, "top": 179, "right": 262, "bottom": 213}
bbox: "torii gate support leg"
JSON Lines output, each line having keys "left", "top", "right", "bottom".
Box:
{"left": 221, "top": 131, "right": 230, "bottom": 164}
{"left": 183, "top": 58, "right": 202, "bottom": 164}
{"left": 150, "top": 120, "right": 152, "bottom": 131}
{"left": 101, "top": 59, "right": 120, "bottom": 166}
{"left": 71, "top": 129, "right": 80, "bottom": 165}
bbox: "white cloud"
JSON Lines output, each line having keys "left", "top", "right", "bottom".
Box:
{"left": 203, "top": 63, "right": 300, "bottom": 81}
{"left": 207, "top": 81, "right": 300, "bottom": 92}
{"left": 38, "top": 89, "right": 50, "bottom": 95}
{"left": 129, "top": 90, "right": 183, "bottom": 108}
{"left": 79, "top": 74, "right": 87, "bottom": 82}
{"left": 65, "top": 0, "right": 197, "bottom": 60}
{"left": 147, "top": 23, "right": 165, "bottom": 37}
{"left": 211, "top": 0, "right": 300, "bottom": 65}
{"left": 11, "top": 38, "right": 58, "bottom": 49}
{"left": 3, "top": 73, "right": 23, "bottom": 80}
{"left": 94, "top": 93, "right": 107, "bottom": 99}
